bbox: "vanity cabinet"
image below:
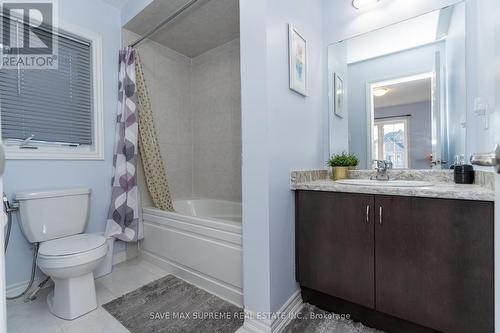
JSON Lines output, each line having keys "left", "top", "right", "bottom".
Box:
{"left": 295, "top": 191, "right": 494, "bottom": 333}
{"left": 296, "top": 191, "right": 374, "bottom": 308}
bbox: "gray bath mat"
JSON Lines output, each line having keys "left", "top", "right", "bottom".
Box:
{"left": 102, "top": 275, "right": 244, "bottom": 333}
{"left": 284, "top": 304, "right": 383, "bottom": 333}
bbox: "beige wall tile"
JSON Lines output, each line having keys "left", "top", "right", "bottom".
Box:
{"left": 127, "top": 29, "right": 193, "bottom": 202}
{"left": 191, "top": 38, "right": 241, "bottom": 202}
{"left": 167, "top": 168, "right": 193, "bottom": 199}
{"left": 126, "top": 28, "right": 241, "bottom": 204}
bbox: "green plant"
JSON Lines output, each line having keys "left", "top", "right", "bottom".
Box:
{"left": 328, "top": 152, "right": 359, "bottom": 167}
{"left": 346, "top": 153, "right": 359, "bottom": 167}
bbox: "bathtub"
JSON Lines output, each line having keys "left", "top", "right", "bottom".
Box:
{"left": 140, "top": 199, "right": 243, "bottom": 306}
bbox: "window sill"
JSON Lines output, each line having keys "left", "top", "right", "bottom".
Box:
{"left": 5, "top": 145, "right": 104, "bottom": 160}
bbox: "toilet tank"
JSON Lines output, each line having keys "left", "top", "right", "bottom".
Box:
{"left": 14, "top": 188, "right": 92, "bottom": 243}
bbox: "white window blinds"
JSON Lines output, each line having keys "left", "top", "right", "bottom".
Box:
{"left": 0, "top": 20, "right": 93, "bottom": 146}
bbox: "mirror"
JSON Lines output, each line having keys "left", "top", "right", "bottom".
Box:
{"left": 328, "top": 2, "right": 466, "bottom": 170}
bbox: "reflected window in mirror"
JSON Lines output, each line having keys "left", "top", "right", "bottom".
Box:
{"left": 373, "top": 117, "right": 409, "bottom": 169}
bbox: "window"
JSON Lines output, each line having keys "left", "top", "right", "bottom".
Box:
{"left": 373, "top": 117, "right": 409, "bottom": 169}
{"left": 0, "top": 19, "right": 103, "bottom": 160}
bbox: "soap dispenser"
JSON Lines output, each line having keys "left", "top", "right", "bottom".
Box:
{"left": 454, "top": 155, "right": 474, "bottom": 184}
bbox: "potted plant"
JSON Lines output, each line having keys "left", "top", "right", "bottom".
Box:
{"left": 346, "top": 153, "right": 359, "bottom": 171}
{"left": 328, "top": 152, "right": 359, "bottom": 180}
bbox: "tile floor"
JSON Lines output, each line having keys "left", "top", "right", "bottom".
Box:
{"left": 7, "top": 258, "right": 169, "bottom": 333}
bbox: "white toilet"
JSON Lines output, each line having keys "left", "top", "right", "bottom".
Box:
{"left": 14, "top": 188, "right": 108, "bottom": 320}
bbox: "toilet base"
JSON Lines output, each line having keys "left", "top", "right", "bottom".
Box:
{"left": 47, "top": 272, "right": 98, "bottom": 320}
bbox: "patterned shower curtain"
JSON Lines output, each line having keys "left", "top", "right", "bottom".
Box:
{"left": 105, "top": 47, "right": 142, "bottom": 242}
{"left": 135, "top": 53, "right": 174, "bottom": 212}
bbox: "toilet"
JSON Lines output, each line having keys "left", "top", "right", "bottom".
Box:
{"left": 14, "top": 188, "right": 108, "bottom": 320}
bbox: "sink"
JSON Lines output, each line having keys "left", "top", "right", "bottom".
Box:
{"left": 335, "top": 179, "right": 434, "bottom": 187}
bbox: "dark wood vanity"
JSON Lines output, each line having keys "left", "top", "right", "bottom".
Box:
{"left": 295, "top": 190, "right": 494, "bottom": 333}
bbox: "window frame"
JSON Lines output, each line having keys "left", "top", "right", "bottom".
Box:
{"left": 2, "top": 21, "right": 104, "bottom": 160}
{"left": 373, "top": 116, "right": 410, "bottom": 169}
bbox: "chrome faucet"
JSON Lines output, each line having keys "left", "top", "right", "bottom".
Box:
{"left": 371, "top": 160, "right": 393, "bottom": 181}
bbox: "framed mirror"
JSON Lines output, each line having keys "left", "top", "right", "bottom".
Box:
{"left": 328, "top": 2, "right": 466, "bottom": 170}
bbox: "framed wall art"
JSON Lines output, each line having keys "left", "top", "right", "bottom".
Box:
{"left": 288, "top": 24, "right": 307, "bottom": 96}
{"left": 334, "top": 73, "right": 344, "bottom": 117}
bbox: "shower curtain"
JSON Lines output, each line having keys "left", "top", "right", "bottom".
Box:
{"left": 105, "top": 48, "right": 142, "bottom": 242}
{"left": 106, "top": 47, "right": 175, "bottom": 242}
{"left": 135, "top": 53, "right": 174, "bottom": 212}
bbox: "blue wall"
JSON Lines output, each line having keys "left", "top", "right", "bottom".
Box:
{"left": 266, "top": 0, "right": 325, "bottom": 312}
{"left": 4, "top": 0, "right": 122, "bottom": 288}
{"left": 240, "top": 0, "right": 272, "bottom": 313}
{"left": 240, "top": 0, "right": 325, "bottom": 315}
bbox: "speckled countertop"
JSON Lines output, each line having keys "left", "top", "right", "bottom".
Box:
{"left": 290, "top": 169, "right": 495, "bottom": 202}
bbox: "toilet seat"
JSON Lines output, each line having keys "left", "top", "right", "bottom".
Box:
{"left": 38, "top": 234, "right": 107, "bottom": 269}
{"left": 39, "top": 234, "right": 106, "bottom": 256}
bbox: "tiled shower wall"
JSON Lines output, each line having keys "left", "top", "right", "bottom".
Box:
{"left": 123, "top": 30, "right": 241, "bottom": 204}
{"left": 191, "top": 39, "right": 241, "bottom": 201}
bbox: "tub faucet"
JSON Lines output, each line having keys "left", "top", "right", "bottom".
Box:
{"left": 371, "top": 160, "right": 392, "bottom": 181}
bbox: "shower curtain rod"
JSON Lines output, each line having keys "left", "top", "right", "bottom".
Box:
{"left": 129, "top": 0, "right": 200, "bottom": 48}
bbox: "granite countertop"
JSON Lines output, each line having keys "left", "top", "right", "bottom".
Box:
{"left": 290, "top": 170, "right": 495, "bottom": 202}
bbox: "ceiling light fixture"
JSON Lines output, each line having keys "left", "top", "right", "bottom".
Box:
{"left": 373, "top": 88, "right": 390, "bottom": 97}
{"left": 352, "top": 0, "right": 382, "bottom": 10}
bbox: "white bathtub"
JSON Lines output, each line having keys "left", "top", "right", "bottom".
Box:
{"left": 140, "top": 199, "right": 243, "bottom": 306}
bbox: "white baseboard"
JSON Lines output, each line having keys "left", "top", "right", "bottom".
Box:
{"left": 241, "top": 314, "right": 273, "bottom": 333}
{"left": 7, "top": 250, "right": 129, "bottom": 298}
{"left": 141, "top": 250, "right": 243, "bottom": 307}
{"left": 241, "top": 290, "right": 303, "bottom": 333}
{"left": 6, "top": 277, "right": 52, "bottom": 299}
{"left": 271, "top": 290, "right": 304, "bottom": 332}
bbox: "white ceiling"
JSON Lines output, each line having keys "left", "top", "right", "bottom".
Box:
{"left": 124, "top": 0, "right": 240, "bottom": 58}
{"left": 346, "top": 6, "right": 453, "bottom": 64}
{"left": 374, "top": 78, "right": 432, "bottom": 109}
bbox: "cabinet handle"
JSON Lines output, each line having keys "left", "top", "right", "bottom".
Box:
{"left": 379, "top": 206, "right": 383, "bottom": 225}
{"left": 366, "top": 205, "right": 370, "bottom": 223}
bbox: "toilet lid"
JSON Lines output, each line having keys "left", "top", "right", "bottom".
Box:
{"left": 39, "top": 234, "right": 106, "bottom": 256}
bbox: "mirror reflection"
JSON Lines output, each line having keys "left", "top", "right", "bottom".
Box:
{"left": 328, "top": 2, "right": 466, "bottom": 170}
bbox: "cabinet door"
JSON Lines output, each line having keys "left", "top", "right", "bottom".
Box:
{"left": 296, "top": 191, "right": 375, "bottom": 308}
{"left": 375, "top": 196, "right": 494, "bottom": 333}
